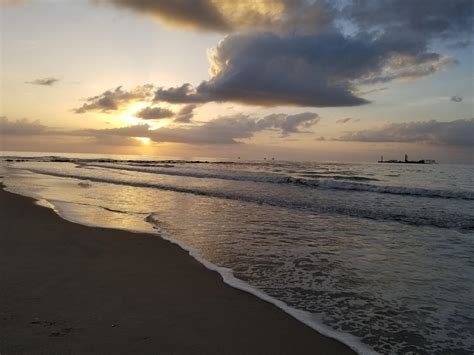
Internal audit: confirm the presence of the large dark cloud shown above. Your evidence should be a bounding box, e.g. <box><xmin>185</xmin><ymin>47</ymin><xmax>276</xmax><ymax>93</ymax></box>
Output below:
<box><xmin>83</xmin><ymin>1</ymin><xmax>471</xmax><ymax>109</ymax></box>
<box><xmin>26</xmin><ymin>77</ymin><xmax>59</xmax><ymax>86</ymax></box>
<box><xmin>74</xmin><ymin>85</ymin><xmax>154</xmax><ymax>113</ymax></box>
<box><xmin>338</xmin><ymin>118</ymin><xmax>474</xmax><ymax>146</ymax></box>
<box><xmin>155</xmin><ymin>30</ymin><xmax>450</xmax><ymax>107</ymax></box>
<box><xmin>154</xmin><ymin>32</ymin><xmax>369</xmax><ymax>107</ymax></box>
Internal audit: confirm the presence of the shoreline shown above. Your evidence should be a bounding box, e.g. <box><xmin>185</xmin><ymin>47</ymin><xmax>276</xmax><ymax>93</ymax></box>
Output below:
<box><xmin>0</xmin><ymin>186</ymin><xmax>355</xmax><ymax>354</ymax></box>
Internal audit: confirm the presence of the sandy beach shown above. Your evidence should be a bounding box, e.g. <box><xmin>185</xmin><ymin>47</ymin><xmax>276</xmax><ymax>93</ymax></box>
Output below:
<box><xmin>0</xmin><ymin>186</ymin><xmax>354</xmax><ymax>354</ymax></box>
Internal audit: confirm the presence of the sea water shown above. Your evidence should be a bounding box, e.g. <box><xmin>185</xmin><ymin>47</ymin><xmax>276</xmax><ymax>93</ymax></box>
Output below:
<box><xmin>1</xmin><ymin>153</ymin><xmax>473</xmax><ymax>354</ymax></box>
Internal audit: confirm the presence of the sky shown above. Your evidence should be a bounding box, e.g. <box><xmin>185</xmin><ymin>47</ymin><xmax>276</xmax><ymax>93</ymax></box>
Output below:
<box><xmin>0</xmin><ymin>0</ymin><xmax>473</xmax><ymax>162</ymax></box>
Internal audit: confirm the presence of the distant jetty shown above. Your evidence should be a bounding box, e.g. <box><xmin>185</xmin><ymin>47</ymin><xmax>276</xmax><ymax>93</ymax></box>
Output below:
<box><xmin>378</xmin><ymin>154</ymin><xmax>436</xmax><ymax>164</ymax></box>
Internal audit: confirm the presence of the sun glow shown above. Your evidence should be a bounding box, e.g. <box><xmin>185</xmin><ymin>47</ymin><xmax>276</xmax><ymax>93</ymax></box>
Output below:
<box><xmin>135</xmin><ymin>137</ymin><xmax>151</xmax><ymax>145</ymax></box>
<box><xmin>119</xmin><ymin>103</ymin><xmax>148</xmax><ymax>126</ymax></box>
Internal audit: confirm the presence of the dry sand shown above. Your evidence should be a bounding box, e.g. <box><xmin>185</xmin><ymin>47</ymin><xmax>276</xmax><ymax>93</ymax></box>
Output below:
<box><xmin>0</xmin><ymin>187</ymin><xmax>354</xmax><ymax>354</ymax></box>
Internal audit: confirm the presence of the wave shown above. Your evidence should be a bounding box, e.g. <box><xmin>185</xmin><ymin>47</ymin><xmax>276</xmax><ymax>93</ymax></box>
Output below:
<box><xmin>85</xmin><ymin>163</ymin><xmax>474</xmax><ymax>201</ymax></box>
<box><xmin>293</xmin><ymin>178</ymin><xmax>474</xmax><ymax>200</ymax></box>
<box><xmin>23</xmin><ymin>168</ymin><xmax>474</xmax><ymax>231</ymax></box>
<box><xmin>298</xmin><ymin>173</ymin><xmax>378</xmax><ymax>182</ymax></box>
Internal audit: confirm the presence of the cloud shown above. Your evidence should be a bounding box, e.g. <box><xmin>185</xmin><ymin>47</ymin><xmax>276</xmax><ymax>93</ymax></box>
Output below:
<box><xmin>77</xmin><ymin>123</ymin><xmax>152</xmax><ymax>138</ymax></box>
<box><xmin>3</xmin><ymin>111</ymin><xmax>319</xmax><ymax>145</ymax></box>
<box><xmin>4</xmin><ymin>115</ymin><xmax>471</xmax><ymax>149</ymax></box>
<box><xmin>336</xmin><ymin>117</ymin><xmax>353</xmax><ymax>124</ymax></box>
<box><xmin>98</xmin><ymin>0</ymin><xmax>335</xmax><ymax>33</ymax></box>
<box><xmin>26</xmin><ymin>77</ymin><xmax>59</xmax><ymax>86</ymax></box>
<box><xmin>150</xmin><ymin>116</ymin><xmax>258</xmax><ymax>144</ymax></box>
<box><xmin>451</xmin><ymin>95</ymin><xmax>463</xmax><ymax>103</ymax></box>
<box><xmin>175</xmin><ymin>104</ymin><xmax>198</xmax><ymax>123</ymax></box>
<box><xmin>78</xmin><ymin>112</ymin><xmax>320</xmax><ymax>145</ymax></box>
<box><xmin>154</xmin><ymin>32</ymin><xmax>370</xmax><ymax>107</ymax></box>
<box><xmin>0</xmin><ymin>117</ymin><xmax>47</xmax><ymax>135</ymax></box>
<box><xmin>338</xmin><ymin>118</ymin><xmax>474</xmax><ymax>146</ymax></box>
<box><xmin>260</xmin><ymin>112</ymin><xmax>320</xmax><ymax>136</ymax></box>
<box><xmin>74</xmin><ymin>85</ymin><xmax>154</xmax><ymax>113</ymax></box>
<box><xmin>154</xmin><ymin>84</ymin><xmax>202</xmax><ymax>104</ymax></box>
<box><xmin>132</xmin><ymin>104</ymin><xmax>198</xmax><ymax>122</ymax></box>
<box><xmin>0</xmin><ymin>119</ymin><xmax>149</xmax><ymax>147</ymax></box>
<box><xmin>87</xmin><ymin>135</ymin><xmax>144</xmax><ymax>146</ymax></box>
<box><xmin>134</xmin><ymin>106</ymin><xmax>174</xmax><ymax>120</ymax></box>
<box><xmin>148</xmin><ymin>112</ymin><xmax>319</xmax><ymax>144</ymax></box>
<box><xmin>155</xmin><ymin>30</ymin><xmax>451</xmax><ymax>107</ymax></box>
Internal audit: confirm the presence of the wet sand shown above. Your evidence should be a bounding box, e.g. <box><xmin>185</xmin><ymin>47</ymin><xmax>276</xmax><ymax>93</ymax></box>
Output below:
<box><xmin>0</xmin><ymin>187</ymin><xmax>354</xmax><ymax>354</ymax></box>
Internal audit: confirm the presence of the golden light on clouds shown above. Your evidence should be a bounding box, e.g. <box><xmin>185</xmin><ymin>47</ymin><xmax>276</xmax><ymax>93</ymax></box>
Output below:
<box><xmin>213</xmin><ymin>0</ymin><xmax>285</xmax><ymax>28</ymax></box>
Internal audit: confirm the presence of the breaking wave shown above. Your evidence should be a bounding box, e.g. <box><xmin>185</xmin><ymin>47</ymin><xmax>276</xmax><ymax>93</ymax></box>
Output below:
<box><xmin>84</xmin><ymin>163</ymin><xmax>474</xmax><ymax>201</ymax></box>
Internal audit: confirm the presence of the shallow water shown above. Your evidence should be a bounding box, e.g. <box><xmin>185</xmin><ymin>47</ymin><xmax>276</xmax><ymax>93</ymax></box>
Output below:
<box><xmin>2</xmin><ymin>153</ymin><xmax>473</xmax><ymax>354</ymax></box>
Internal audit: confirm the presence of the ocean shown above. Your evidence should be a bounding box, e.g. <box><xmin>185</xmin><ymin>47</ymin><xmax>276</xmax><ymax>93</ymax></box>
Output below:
<box><xmin>1</xmin><ymin>152</ymin><xmax>473</xmax><ymax>354</ymax></box>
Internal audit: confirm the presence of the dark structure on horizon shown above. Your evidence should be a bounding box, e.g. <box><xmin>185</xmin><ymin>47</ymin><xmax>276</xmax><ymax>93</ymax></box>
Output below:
<box><xmin>378</xmin><ymin>154</ymin><xmax>436</xmax><ymax>164</ymax></box>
